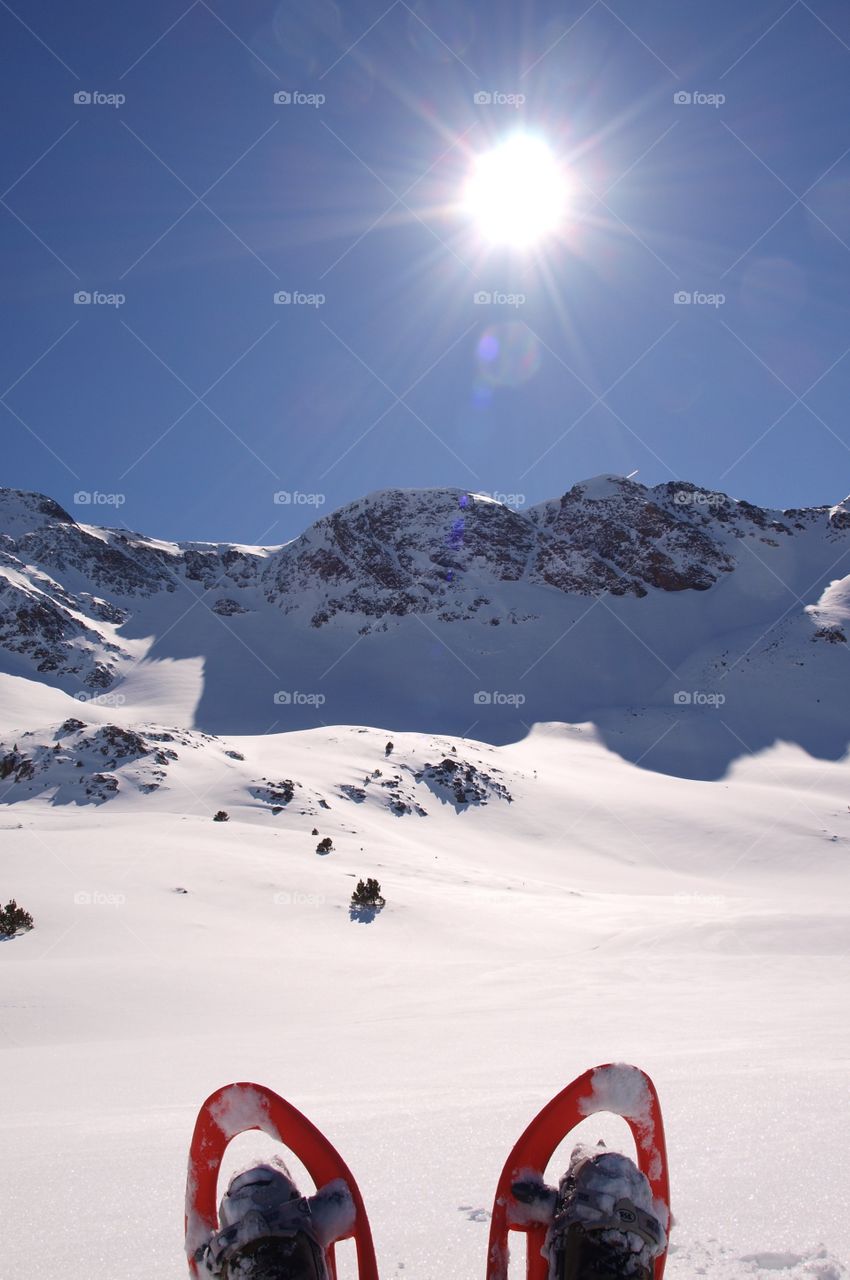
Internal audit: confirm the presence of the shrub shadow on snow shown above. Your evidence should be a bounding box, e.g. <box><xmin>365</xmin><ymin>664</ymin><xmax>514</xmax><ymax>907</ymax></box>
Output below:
<box><xmin>348</xmin><ymin>905</ymin><xmax>380</xmax><ymax>924</ymax></box>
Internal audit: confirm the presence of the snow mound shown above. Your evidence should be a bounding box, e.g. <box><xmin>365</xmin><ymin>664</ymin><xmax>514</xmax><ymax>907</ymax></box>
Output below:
<box><xmin>828</xmin><ymin>495</ymin><xmax>850</xmax><ymax>529</ymax></box>
<box><xmin>807</xmin><ymin>575</ymin><xmax>850</xmax><ymax>643</ymax></box>
<box><xmin>568</xmin><ymin>474</ymin><xmax>640</xmax><ymax>501</ymax></box>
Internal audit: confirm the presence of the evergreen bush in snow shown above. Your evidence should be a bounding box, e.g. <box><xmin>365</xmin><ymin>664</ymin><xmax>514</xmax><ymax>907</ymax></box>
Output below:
<box><xmin>350</xmin><ymin>878</ymin><xmax>385</xmax><ymax>910</ymax></box>
<box><xmin>0</xmin><ymin>899</ymin><xmax>34</xmax><ymax>937</ymax></box>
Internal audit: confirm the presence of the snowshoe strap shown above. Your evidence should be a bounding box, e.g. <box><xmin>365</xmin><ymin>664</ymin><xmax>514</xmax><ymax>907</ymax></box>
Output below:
<box><xmin>560</xmin><ymin>1193</ymin><xmax>664</xmax><ymax>1250</ymax></box>
<box><xmin>199</xmin><ymin>1180</ymin><xmax>356</xmax><ymax>1275</ymax></box>
<box><xmin>202</xmin><ymin>1199</ymin><xmax>321</xmax><ymax>1269</ymax></box>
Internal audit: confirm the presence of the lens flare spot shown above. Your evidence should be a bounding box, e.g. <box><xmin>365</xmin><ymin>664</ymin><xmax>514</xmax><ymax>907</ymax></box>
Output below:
<box><xmin>476</xmin><ymin>323</ymin><xmax>541</xmax><ymax>388</ymax></box>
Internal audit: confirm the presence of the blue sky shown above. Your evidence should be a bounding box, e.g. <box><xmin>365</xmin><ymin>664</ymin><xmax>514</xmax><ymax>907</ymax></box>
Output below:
<box><xmin>2</xmin><ymin>0</ymin><xmax>850</xmax><ymax>543</ymax></box>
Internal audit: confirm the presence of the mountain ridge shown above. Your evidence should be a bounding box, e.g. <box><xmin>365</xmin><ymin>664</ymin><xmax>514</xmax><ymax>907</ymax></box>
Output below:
<box><xmin>1</xmin><ymin>475</ymin><xmax>848</xmax><ymax>778</ymax></box>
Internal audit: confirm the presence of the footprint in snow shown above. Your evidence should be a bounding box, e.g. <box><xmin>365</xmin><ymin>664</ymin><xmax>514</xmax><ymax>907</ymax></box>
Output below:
<box><xmin>458</xmin><ymin>1205</ymin><xmax>491</xmax><ymax>1222</ymax></box>
<box><xmin>741</xmin><ymin>1253</ymin><xmax>805</xmax><ymax>1270</ymax></box>
<box><xmin>740</xmin><ymin>1252</ymin><xmax>845</xmax><ymax>1278</ymax></box>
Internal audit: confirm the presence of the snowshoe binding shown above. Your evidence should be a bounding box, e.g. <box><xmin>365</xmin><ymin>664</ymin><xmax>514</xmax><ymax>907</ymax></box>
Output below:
<box><xmin>544</xmin><ymin>1144</ymin><xmax>666</xmax><ymax>1280</ymax></box>
<box><xmin>198</xmin><ymin>1159</ymin><xmax>354</xmax><ymax>1280</ymax></box>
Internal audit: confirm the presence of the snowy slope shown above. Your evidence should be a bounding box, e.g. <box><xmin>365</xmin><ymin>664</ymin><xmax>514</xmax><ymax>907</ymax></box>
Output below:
<box><xmin>1</xmin><ymin>721</ymin><xmax>848</xmax><ymax>1280</ymax></box>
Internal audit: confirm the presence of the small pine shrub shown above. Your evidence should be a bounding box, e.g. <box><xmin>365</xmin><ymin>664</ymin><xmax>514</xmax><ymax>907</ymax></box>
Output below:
<box><xmin>311</xmin><ymin>827</ymin><xmax>319</xmax><ymax>836</ymax></box>
<box><xmin>385</xmin><ymin>741</ymin><xmax>394</xmax><ymax>756</ymax></box>
<box><xmin>0</xmin><ymin>899</ymin><xmax>34</xmax><ymax>937</ymax></box>
<box><xmin>213</xmin><ymin>810</ymin><xmax>229</xmax><ymax>822</ymax></box>
<box><xmin>350</xmin><ymin>878</ymin><xmax>385</xmax><ymax>910</ymax></box>
<box><xmin>316</xmin><ymin>837</ymin><xmax>333</xmax><ymax>854</ymax></box>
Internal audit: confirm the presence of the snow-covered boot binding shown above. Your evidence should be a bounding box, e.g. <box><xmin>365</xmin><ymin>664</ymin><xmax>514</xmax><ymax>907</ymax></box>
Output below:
<box><xmin>199</xmin><ymin>1159</ymin><xmax>355</xmax><ymax>1280</ymax></box>
<box><xmin>544</xmin><ymin>1144</ymin><xmax>666</xmax><ymax>1280</ymax></box>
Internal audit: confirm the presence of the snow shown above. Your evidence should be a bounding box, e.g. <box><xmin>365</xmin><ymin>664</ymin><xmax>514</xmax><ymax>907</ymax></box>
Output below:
<box><xmin>0</xmin><ymin>716</ymin><xmax>848</xmax><ymax>1280</ymax></box>
<box><xmin>567</xmin><ymin>474</ymin><xmax>635</xmax><ymax>500</ymax></box>
<box><xmin>577</xmin><ymin>1066</ymin><xmax>659</xmax><ymax>1173</ymax></box>
<box><xmin>210</xmin><ymin>1085</ymin><xmax>280</xmax><ymax>1142</ymax></box>
<box><xmin>808</xmin><ymin>576</ymin><xmax>850</xmax><ymax>630</ymax></box>
<box><xmin>578</xmin><ymin>1065</ymin><xmax>653</xmax><ymax>1129</ymax></box>
<box><xmin>576</xmin><ymin>1066</ymin><xmax>663</xmax><ymax>1185</ymax></box>
<box><xmin>467</xmin><ymin>492</ymin><xmax>505</xmax><ymax>506</ymax></box>
<box><xmin>311</xmin><ymin>1180</ymin><xmax>358</xmax><ymax>1249</ymax></box>
<box><xmin>828</xmin><ymin>495</ymin><xmax>850</xmax><ymax>525</ymax></box>
<box><xmin>0</xmin><ymin>670</ymin><xmax>77</xmax><ymax>731</ymax></box>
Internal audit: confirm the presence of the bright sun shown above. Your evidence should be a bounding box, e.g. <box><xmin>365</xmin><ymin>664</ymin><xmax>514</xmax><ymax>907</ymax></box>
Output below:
<box><xmin>462</xmin><ymin>133</ymin><xmax>569</xmax><ymax>249</ymax></box>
